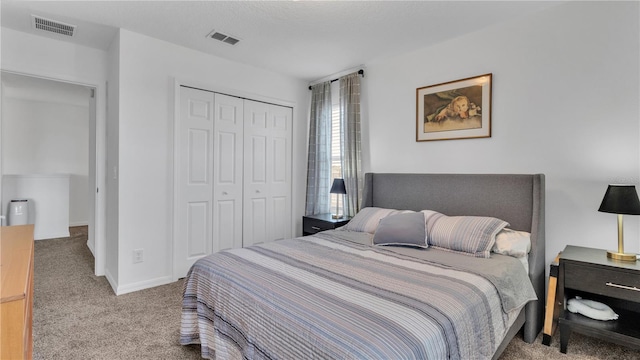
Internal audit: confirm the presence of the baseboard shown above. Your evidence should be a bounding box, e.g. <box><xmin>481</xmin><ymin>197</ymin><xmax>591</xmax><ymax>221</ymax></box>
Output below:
<box><xmin>86</xmin><ymin>239</ymin><xmax>95</xmax><ymax>256</ymax></box>
<box><xmin>69</xmin><ymin>221</ymin><xmax>89</xmax><ymax>227</ymax></box>
<box><xmin>34</xmin><ymin>230</ymin><xmax>70</xmax><ymax>240</ymax></box>
<box><xmin>115</xmin><ymin>275</ymin><xmax>173</xmax><ymax>296</ymax></box>
<box><xmin>104</xmin><ymin>268</ymin><xmax>118</xmax><ymax>295</ymax></box>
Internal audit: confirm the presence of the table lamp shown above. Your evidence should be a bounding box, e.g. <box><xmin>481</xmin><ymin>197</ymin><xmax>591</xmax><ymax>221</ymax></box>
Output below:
<box><xmin>330</xmin><ymin>178</ymin><xmax>347</xmax><ymax>219</ymax></box>
<box><xmin>598</xmin><ymin>184</ymin><xmax>640</xmax><ymax>262</ymax></box>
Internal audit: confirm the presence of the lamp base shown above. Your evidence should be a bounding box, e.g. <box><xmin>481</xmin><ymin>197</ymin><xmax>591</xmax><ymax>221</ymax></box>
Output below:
<box><xmin>607</xmin><ymin>250</ymin><xmax>637</xmax><ymax>262</ymax></box>
<box><xmin>332</xmin><ymin>214</ymin><xmax>344</xmax><ymax>219</ymax></box>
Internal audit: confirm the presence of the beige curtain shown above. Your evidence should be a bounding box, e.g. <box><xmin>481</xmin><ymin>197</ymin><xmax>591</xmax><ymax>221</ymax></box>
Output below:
<box><xmin>305</xmin><ymin>81</ymin><xmax>332</xmax><ymax>215</ymax></box>
<box><xmin>339</xmin><ymin>73</ymin><xmax>363</xmax><ymax>217</ymax></box>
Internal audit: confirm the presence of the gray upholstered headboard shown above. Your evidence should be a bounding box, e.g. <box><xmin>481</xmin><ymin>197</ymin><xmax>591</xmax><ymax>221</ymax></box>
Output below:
<box><xmin>361</xmin><ymin>173</ymin><xmax>545</xmax><ymax>343</ymax></box>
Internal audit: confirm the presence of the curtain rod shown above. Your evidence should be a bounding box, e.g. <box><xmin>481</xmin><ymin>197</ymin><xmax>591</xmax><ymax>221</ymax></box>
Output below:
<box><xmin>308</xmin><ymin>69</ymin><xmax>364</xmax><ymax>90</ymax></box>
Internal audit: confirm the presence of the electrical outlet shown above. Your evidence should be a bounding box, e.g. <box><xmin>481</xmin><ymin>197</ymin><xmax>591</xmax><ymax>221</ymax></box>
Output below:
<box><xmin>133</xmin><ymin>249</ymin><xmax>144</xmax><ymax>263</ymax></box>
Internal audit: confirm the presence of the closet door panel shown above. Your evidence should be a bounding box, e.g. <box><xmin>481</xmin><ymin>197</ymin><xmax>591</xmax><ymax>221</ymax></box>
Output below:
<box><xmin>176</xmin><ymin>87</ymin><xmax>214</xmax><ymax>278</ymax></box>
<box><xmin>249</xmin><ymin>136</ymin><xmax>268</xmax><ymax>183</ymax></box>
<box><xmin>272</xmin><ymin>196</ymin><xmax>287</xmax><ymax>241</ymax></box>
<box><xmin>187</xmin><ymin>202</ymin><xmax>209</xmax><ymax>256</ymax></box>
<box><xmin>243</xmin><ymin>100</ymin><xmax>292</xmax><ymax>245</ymax></box>
<box><xmin>272</xmin><ymin>137</ymin><xmax>287</xmax><ymax>183</ymax></box>
<box><xmin>248</xmin><ymin>105</ymin><xmax>268</xmax><ymax>129</ymax></box>
<box><xmin>217</xmin><ymin>132</ymin><xmax>236</xmax><ymax>183</ymax></box>
<box><xmin>216</xmin><ymin>200</ymin><xmax>238</xmax><ymax>250</ymax></box>
<box><xmin>269</xmin><ymin>104</ymin><xmax>292</xmax><ymax>240</ymax></box>
<box><xmin>247</xmin><ymin>197</ymin><xmax>268</xmax><ymax>246</ymax></box>
<box><xmin>188</xmin><ymin>129</ymin><xmax>209</xmax><ymax>183</ymax></box>
<box><xmin>213</xmin><ymin>94</ymin><xmax>244</xmax><ymax>251</ymax></box>
<box><xmin>243</xmin><ymin>101</ymin><xmax>270</xmax><ymax>246</ymax></box>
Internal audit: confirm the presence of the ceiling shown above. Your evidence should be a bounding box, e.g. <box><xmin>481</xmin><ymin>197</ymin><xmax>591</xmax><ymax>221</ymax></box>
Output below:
<box><xmin>1</xmin><ymin>1</ymin><xmax>562</xmax><ymax>82</ymax></box>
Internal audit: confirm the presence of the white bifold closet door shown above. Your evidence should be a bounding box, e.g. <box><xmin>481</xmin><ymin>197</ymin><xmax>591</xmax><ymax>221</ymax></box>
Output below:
<box><xmin>175</xmin><ymin>86</ymin><xmax>292</xmax><ymax>279</ymax></box>
<box><xmin>176</xmin><ymin>87</ymin><xmax>215</xmax><ymax>278</ymax></box>
<box><xmin>242</xmin><ymin>100</ymin><xmax>292</xmax><ymax>247</ymax></box>
<box><xmin>212</xmin><ymin>93</ymin><xmax>244</xmax><ymax>253</ymax></box>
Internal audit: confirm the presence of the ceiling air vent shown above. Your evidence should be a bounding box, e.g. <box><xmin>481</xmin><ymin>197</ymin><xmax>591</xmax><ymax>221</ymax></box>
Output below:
<box><xmin>207</xmin><ymin>30</ymin><xmax>240</xmax><ymax>45</ymax></box>
<box><xmin>31</xmin><ymin>15</ymin><xmax>76</xmax><ymax>37</ymax></box>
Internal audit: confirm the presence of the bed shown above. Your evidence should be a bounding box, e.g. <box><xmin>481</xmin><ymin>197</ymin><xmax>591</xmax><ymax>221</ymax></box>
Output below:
<box><xmin>181</xmin><ymin>173</ymin><xmax>545</xmax><ymax>359</ymax></box>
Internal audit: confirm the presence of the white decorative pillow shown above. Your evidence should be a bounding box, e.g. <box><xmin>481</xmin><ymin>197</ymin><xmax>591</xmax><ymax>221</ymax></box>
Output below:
<box><xmin>427</xmin><ymin>211</ymin><xmax>509</xmax><ymax>258</ymax></box>
<box><xmin>373</xmin><ymin>212</ymin><xmax>427</xmax><ymax>248</ymax></box>
<box><xmin>567</xmin><ymin>296</ymin><xmax>619</xmax><ymax>321</ymax></box>
<box><xmin>492</xmin><ymin>228</ymin><xmax>531</xmax><ymax>258</ymax></box>
<box><xmin>492</xmin><ymin>228</ymin><xmax>531</xmax><ymax>271</ymax></box>
<box><xmin>343</xmin><ymin>207</ymin><xmax>403</xmax><ymax>233</ymax></box>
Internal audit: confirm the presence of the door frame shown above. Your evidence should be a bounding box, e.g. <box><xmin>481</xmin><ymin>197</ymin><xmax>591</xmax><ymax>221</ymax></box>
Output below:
<box><xmin>172</xmin><ymin>77</ymin><xmax>296</xmax><ymax>281</ymax></box>
<box><xmin>0</xmin><ymin>70</ymin><xmax>106</xmax><ymax>276</ymax></box>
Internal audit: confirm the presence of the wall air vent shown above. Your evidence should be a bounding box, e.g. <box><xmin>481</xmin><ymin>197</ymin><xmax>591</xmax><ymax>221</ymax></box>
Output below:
<box><xmin>31</xmin><ymin>15</ymin><xmax>76</xmax><ymax>37</ymax></box>
<box><xmin>207</xmin><ymin>30</ymin><xmax>240</xmax><ymax>46</ymax></box>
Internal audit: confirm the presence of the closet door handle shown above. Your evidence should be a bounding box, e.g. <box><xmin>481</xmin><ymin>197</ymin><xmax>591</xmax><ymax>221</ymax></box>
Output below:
<box><xmin>222</xmin><ymin>191</ymin><xmax>228</xmax><ymax>195</ymax></box>
<box><xmin>256</xmin><ymin>190</ymin><xmax>261</xmax><ymax>194</ymax></box>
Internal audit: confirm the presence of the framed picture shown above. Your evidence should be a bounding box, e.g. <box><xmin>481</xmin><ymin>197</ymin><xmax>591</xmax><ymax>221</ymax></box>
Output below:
<box><xmin>416</xmin><ymin>73</ymin><xmax>492</xmax><ymax>141</ymax></box>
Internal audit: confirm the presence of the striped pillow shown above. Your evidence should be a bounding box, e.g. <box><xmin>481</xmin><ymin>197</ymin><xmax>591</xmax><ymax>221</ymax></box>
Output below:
<box><xmin>344</xmin><ymin>207</ymin><xmax>404</xmax><ymax>233</ymax></box>
<box><xmin>427</xmin><ymin>211</ymin><xmax>509</xmax><ymax>258</ymax></box>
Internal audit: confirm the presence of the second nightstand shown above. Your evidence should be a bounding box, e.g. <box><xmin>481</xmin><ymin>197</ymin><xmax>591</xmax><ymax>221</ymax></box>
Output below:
<box><xmin>303</xmin><ymin>213</ymin><xmax>351</xmax><ymax>235</ymax></box>
<box><xmin>557</xmin><ymin>245</ymin><xmax>640</xmax><ymax>354</ymax></box>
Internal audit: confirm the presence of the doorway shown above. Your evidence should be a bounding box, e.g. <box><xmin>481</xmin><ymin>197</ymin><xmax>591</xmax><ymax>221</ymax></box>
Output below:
<box><xmin>0</xmin><ymin>71</ymin><xmax>102</xmax><ymax>274</ymax></box>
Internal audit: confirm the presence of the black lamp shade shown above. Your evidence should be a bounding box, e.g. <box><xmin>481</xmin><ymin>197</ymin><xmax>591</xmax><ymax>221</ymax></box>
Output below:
<box><xmin>598</xmin><ymin>185</ymin><xmax>640</xmax><ymax>215</ymax></box>
<box><xmin>330</xmin><ymin>178</ymin><xmax>347</xmax><ymax>195</ymax></box>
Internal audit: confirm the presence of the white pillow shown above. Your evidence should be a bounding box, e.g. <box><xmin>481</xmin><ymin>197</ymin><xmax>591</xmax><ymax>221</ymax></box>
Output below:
<box><xmin>567</xmin><ymin>296</ymin><xmax>619</xmax><ymax>321</ymax></box>
<box><xmin>492</xmin><ymin>228</ymin><xmax>531</xmax><ymax>258</ymax></box>
<box><xmin>492</xmin><ymin>228</ymin><xmax>531</xmax><ymax>271</ymax></box>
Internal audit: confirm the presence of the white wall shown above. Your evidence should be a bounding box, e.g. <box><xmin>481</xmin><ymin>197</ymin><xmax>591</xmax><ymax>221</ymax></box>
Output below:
<box><xmin>363</xmin><ymin>2</ymin><xmax>640</xmax><ymax>267</ymax></box>
<box><xmin>105</xmin><ymin>31</ymin><xmax>121</xmax><ymax>287</ymax></box>
<box><xmin>2</xmin><ymin>97</ymin><xmax>89</xmax><ymax>226</ymax></box>
<box><xmin>1</xmin><ymin>25</ymin><xmax>309</xmax><ymax>294</ymax></box>
<box><xmin>112</xmin><ymin>29</ymin><xmax>309</xmax><ymax>294</ymax></box>
<box><xmin>1</xmin><ymin>27</ymin><xmax>108</xmax><ymax>275</ymax></box>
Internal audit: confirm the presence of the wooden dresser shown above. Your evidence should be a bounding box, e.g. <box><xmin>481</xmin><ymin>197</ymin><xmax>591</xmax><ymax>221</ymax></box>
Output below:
<box><xmin>1</xmin><ymin>225</ymin><xmax>34</xmax><ymax>360</ymax></box>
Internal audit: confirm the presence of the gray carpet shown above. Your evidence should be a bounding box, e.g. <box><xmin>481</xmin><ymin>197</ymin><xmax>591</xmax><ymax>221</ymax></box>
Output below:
<box><xmin>33</xmin><ymin>227</ymin><xmax>640</xmax><ymax>359</ymax></box>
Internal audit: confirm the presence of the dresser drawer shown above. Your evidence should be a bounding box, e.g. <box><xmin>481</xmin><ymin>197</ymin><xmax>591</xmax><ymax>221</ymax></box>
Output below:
<box><xmin>564</xmin><ymin>262</ymin><xmax>640</xmax><ymax>302</ymax></box>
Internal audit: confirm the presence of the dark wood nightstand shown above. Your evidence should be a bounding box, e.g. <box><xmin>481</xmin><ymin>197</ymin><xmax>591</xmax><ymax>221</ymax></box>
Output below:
<box><xmin>557</xmin><ymin>245</ymin><xmax>640</xmax><ymax>354</ymax></box>
<box><xmin>303</xmin><ymin>213</ymin><xmax>351</xmax><ymax>236</ymax></box>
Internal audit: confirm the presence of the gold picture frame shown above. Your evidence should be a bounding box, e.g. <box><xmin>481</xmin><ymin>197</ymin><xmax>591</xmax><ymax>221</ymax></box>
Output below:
<box><xmin>416</xmin><ymin>73</ymin><xmax>492</xmax><ymax>141</ymax></box>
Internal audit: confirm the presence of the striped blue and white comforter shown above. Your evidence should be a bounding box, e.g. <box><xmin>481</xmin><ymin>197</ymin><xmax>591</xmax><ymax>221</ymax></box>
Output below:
<box><xmin>180</xmin><ymin>230</ymin><xmax>536</xmax><ymax>359</ymax></box>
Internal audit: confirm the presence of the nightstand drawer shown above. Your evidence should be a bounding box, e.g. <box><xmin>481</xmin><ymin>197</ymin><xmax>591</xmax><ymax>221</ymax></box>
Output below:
<box><xmin>302</xmin><ymin>214</ymin><xmax>351</xmax><ymax>235</ymax></box>
<box><xmin>564</xmin><ymin>262</ymin><xmax>640</xmax><ymax>302</ymax></box>
<box><xmin>303</xmin><ymin>217</ymin><xmax>335</xmax><ymax>234</ymax></box>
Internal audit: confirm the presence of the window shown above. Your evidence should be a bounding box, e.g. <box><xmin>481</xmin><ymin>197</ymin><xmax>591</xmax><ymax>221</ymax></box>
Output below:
<box><xmin>330</xmin><ymin>82</ymin><xmax>342</xmax><ymax>210</ymax></box>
